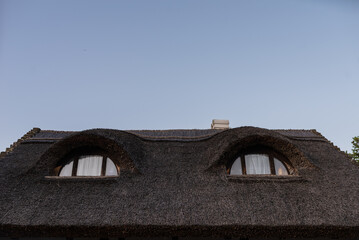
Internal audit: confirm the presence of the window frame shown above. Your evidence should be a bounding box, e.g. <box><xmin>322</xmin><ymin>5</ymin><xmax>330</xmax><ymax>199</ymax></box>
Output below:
<box><xmin>54</xmin><ymin>147</ymin><xmax>120</xmax><ymax>177</ymax></box>
<box><xmin>226</xmin><ymin>146</ymin><xmax>292</xmax><ymax>176</ymax></box>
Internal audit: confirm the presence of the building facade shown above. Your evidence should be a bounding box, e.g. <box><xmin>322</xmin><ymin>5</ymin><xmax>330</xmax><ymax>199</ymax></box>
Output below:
<box><xmin>0</xmin><ymin>127</ymin><xmax>359</xmax><ymax>239</ymax></box>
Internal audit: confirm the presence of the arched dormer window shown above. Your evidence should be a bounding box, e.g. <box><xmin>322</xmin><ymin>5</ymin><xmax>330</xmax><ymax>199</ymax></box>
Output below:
<box><xmin>227</xmin><ymin>147</ymin><xmax>292</xmax><ymax>176</ymax></box>
<box><xmin>58</xmin><ymin>155</ymin><xmax>119</xmax><ymax>177</ymax></box>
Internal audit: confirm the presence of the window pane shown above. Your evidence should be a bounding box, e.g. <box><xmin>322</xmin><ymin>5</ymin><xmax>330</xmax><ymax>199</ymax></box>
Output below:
<box><xmin>59</xmin><ymin>161</ymin><xmax>73</xmax><ymax>176</ymax></box>
<box><xmin>77</xmin><ymin>155</ymin><xmax>102</xmax><ymax>176</ymax></box>
<box><xmin>274</xmin><ymin>158</ymin><xmax>288</xmax><ymax>175</ymax></box>
<box><xmin>245</xmin><ymin>154</ymin><xmax>270</xmax><ymax>174</ymax></box>
<box><xmin>105</xmin><ymin>158</ymin><xmax>118</xmax><ymax>176</ymax></box>
<box><xmin>230</xmin><ymin>156</ymin><xmax>242</xmax><ymax>175</ymax></box>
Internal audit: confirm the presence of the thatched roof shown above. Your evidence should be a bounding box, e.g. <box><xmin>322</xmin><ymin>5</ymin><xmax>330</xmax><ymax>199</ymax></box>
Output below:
<box><xmin>0</xmin><ymin>127</ymin><xmax>358</xmax><ymax>238</ymax></box>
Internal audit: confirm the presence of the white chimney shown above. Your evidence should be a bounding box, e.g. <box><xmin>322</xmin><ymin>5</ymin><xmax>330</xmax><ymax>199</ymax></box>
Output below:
<box><xmin>211</xmin><ymin>119</ymin><xmax>230</xmax><ymax>129</ymax></box>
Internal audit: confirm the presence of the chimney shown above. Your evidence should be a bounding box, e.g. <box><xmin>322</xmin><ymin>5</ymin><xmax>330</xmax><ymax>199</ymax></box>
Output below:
<box><xmin>211</xmin><ymin>119</ymin><xmax>229</xmax><ymax>129</ymax></box>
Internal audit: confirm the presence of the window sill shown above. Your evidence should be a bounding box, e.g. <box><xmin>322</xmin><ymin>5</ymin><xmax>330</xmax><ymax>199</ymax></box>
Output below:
<box><xmin>43</xmin><ymin>175</ymin><xmax>120</xmax><ymax>182</ymax></box>
<box><xmin>227</xmin><ymin>175</ymin><xmax>307</xmax><ymax>182</ymax></box>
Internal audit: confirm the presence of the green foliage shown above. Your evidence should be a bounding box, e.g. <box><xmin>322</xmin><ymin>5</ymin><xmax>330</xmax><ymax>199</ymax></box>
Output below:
<box><xmin>349</xmin><ymin>136</ymin><xmax>359</xmax><ymax>162</ymax></box>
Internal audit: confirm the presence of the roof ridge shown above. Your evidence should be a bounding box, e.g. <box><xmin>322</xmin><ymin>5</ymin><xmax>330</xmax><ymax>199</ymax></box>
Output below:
<box><xmin>40</xmin><ymin>130</ymin><xmax>78</xmax><ymax>133</ymax></box>
<box><xmin>127</xmin><ymin>128</ymin><xmax>214</xmax><ymax>131</ymax></box>
<box><xmin>125</xmin><ymin>133</ymin><xmax>221</xmax><ymax>140</ymax></box>
<box><xmin>32</xmin><ymin>128</ymin><xmax>319</xmax><ymax>133</ymax></box>
<box><xmin>310</xmin><ymin>129</ymin><xmax>352</xmax><ymax>160</ymax></box>
<box><xmin>273</xmin><ymin>129</ymin><xmax>317</xmax><ymax>131</ymax></box>
<box><xmin>124</xmin><ymin>129</ymin><xmax>225</xmax><ymax>141</ymax></box>
<box><xmin>0</xmin><ymin>127</ymin><xmax>41</xmax><ymax>158</ymax></box>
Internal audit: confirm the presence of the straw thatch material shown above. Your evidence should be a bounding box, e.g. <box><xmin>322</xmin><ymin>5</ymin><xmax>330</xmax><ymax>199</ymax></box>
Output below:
<box><xmin>0</xmin><ymin>127</ymin><xmax>358</xmax><ymax>239</ymax></box>
<box><xmin>0</xmin><ymin>128</ymin><xmax>40</xmax><ymax>158</ymax></box>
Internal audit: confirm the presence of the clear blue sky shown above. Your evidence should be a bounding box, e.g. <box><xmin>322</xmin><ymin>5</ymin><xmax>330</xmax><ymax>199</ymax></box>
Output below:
<box><xmin>1</xmin><ymin>0</ymin><xmax>358</xmax><ymax>153</ymax></box>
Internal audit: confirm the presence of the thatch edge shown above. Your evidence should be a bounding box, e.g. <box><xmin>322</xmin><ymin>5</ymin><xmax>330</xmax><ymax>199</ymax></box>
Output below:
<box><xmin>310</xmin><ymin>129</ymin><xmax>354</xmax><ymax>162</ymax></box>
<box><xmin>0</xmin><ymin>127</ymin><xmax>41</xmax><ymax>158</ymax></box>
<box><xmin>1</xmin><ymin>224</ymin><xmax>358</xmax><ymax>238</ymax></box>
<box><xmin>21</xmin><ymin>128</ymin><xmax>330</xmax><ymax>143</ymax></box>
